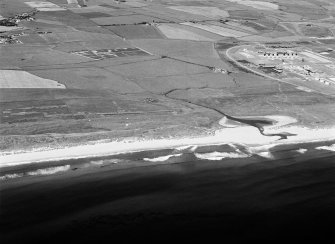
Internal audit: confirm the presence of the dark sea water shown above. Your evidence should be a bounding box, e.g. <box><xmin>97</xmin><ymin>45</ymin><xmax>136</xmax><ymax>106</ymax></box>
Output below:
<box><xmin>1</xmin><ymin>141</ymin><xmax>335</xmax><ymax>242</ymax></box>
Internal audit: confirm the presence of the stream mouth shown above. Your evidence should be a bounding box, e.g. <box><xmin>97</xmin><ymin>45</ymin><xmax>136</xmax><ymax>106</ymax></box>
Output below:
<box><xmin>225</xmin><ymin>115</ymin><xmax>296</xmax><ymax>140</ymax></box>
<box><xmin>164</xmin><ymin>94</ymin><xmax>296</xmax><ymax>140</ymax></box>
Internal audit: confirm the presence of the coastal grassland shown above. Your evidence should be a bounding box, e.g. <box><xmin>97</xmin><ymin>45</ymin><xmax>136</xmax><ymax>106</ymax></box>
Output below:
<box><xmin>166</xmin><ymin>69</ymin><xmax>335</xmax><ymax>126</ymax></box>
<box><xmin>0</xmin><ymin>87</ymin><xmax>220</xmax><ymax>150</ymax></box>
<box><xmin>104</xmin><ymin>58</ymin><xmax>209</xmax><ymax>78</ymax></box>
<box><xmin>134</xmin><ymin>73</ymin><xmax>235</xmax><ymax>94</ymax></box>
<box><xmin>30</xmin><ymin>67</ymin><xmax>145</xmax><ymax>92</ymax></box>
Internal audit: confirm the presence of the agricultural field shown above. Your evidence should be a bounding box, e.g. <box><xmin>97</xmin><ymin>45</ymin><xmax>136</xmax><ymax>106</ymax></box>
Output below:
<box><xmin>156</xmin><ymin>23</ymin><xmax>223</xmax><ymax>41</ymax></box>
<box><xmin>181</xmin><ymin>22</ymin><xmax>250</xmax><ymax>37</ymax></box>
<box><xmin>0</xmin><ymin>70</ymin><xmax>66</xmax><ymax>89</ymax></box>
<box><xmin>168</xmin><ymin>6</ymin><xmax>229</xmax><ymax>19</ymax></box>
<box><xmin>0</xmin><ymin>0</ymin><xmax>335</xmax><ymax>152</ymax></box>
<box><xmin>107</xmin><ymin>25</ymin><xmax>165</xmax><ymax>39</ymax></box>
<box><xmin>225</xmin><ymin>0</ymin><xmax>279</xmax><ymax>11</ymax></box>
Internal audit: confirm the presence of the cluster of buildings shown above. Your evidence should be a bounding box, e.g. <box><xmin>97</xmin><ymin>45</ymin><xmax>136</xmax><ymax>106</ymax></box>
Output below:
<box><xmin>260</xmin><ymin>50</ymin><xmax>300</xmax><ymax>60</ymax></box>
<box><xmin>284</xmin><ymin>64</ymin><xmax>333</xmax><ymax>85</ymax></box>
<box><xmin>0</xmin><ymin>34</ymin><xmax>23</xmax><ymax>44</ymax></box>
<box><xmin>237</xmin><ymin>46</ymin><xmax>335</xmax><ymax>86</ymax></box>
<box><xmin>0</xmin><ymin>11</ymin><xmax>35</xmax><ymax>26</ymax></box>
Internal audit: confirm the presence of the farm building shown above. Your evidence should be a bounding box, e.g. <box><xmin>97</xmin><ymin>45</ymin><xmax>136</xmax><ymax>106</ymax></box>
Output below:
<box><xmin>260</xmin><ymin>50</ymin><xmax>300</xmax><ymax>60</ymax></box>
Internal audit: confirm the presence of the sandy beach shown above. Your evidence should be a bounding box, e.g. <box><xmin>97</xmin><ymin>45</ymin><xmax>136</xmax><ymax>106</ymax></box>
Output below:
<box><xmin>1</xmin><ymin>115</ymin><xmax>335</xmax><ymax>167</ymax></box>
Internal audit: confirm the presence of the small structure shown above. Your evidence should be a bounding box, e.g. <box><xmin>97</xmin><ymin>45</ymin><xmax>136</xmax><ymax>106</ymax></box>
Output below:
<box><xmin>261</xmin><ymin>50</ymin><xmax>300</xmax><ymax>60</ymax></box>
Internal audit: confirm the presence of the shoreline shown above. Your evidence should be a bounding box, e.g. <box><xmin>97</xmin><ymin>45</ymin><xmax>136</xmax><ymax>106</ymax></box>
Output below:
<box><xmin>1</xmin><ymin>122</ymin><xmax>335</xmax><ymax>168</ymax></box>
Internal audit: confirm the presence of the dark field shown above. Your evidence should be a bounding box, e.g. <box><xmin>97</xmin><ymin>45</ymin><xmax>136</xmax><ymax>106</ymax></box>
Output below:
<box><xmin>107</xmin><ymin>25</ymin><xmax>165</xmax><ymax>39</ymax></box>
<box><xmin>71</xmin><ymin>48</ymin><xmax>152</xmax><ymax>60</ymax></box>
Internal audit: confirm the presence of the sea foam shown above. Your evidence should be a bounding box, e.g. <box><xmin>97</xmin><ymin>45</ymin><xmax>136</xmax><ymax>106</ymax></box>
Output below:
<box><xmin>316</xmin><ymin>144</ymin><xmax>335</xmax><ymax>152</ymax></box>
<box><xmin>195</xmin><ymin>151</ymin><xmax>249</xmax><ymax>161</ymax></box>
<box><xmin>27</xmin><ymin>165</ymin><xmax>70</xmax><ymax>176</ymax></box>
<box><xmin>143</xmin><ymin>154</ymin><xmax>182</xmax><ymax>162</ymax></box>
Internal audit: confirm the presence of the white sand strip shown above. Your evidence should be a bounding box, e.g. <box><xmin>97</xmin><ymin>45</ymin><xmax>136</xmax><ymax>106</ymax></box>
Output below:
<box><xmin>1</xmin><ymin>124</ymin><xmax>335</xmax><ymax>167</ymax></box>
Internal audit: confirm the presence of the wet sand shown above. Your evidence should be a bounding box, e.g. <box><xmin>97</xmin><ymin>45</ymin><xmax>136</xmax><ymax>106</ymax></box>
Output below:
<box><xmin>1</xmin><ymin>142</ymin><xmax>335</xmax><ymax>242</ymax></box>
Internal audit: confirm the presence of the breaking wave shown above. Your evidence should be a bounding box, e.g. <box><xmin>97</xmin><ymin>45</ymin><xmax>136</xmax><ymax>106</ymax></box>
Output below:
<box><xmin>316</xmin><ymin>144</ymin><xmax>335</xmax><ymax>152</ymax></box>
<box><xmin>195</xmin><ymin>151</ymin><xmax>249</xmax><ymax>161</ymax></box>
<box><xmin>27</xmin><ymin>165</ymin><xmax>70</xmax><ymax>176</ymax></box>
<box><xmin>296</xmin><ymin>148</ymin><xmax>308</xmax><ymax>154</ymax></box>
<box><xmin>143</xmin><ymin>154</ymin><xmax>182</xmax><ymax>162</ymax></box>
<box><xmin>256</xmin><ymin>151</ymin><xmax>274</xmax><ymax>159</ymax></box>
<box><xmin>0</xmin><ymin>173</ymin><xmax>23</xmax><ymax>181</ymax></box>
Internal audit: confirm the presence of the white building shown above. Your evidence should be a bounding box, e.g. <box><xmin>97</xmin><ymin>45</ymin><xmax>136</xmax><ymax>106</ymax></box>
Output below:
<box><xmin>261</xmin><ymin>50</ymin><xmax>300</xmax><ymax>60</ymax></box>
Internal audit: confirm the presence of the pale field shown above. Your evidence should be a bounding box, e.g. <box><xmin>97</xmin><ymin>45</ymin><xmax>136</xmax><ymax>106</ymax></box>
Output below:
<box><xmin>123</xmin><ymin>1</ymin><xmax>148</xmax><ymax>8</ymax></box>
<box><xmin>68</xmin><ymin>5</ymin><xmax>112</xmax><ymax>13</ymax></box>
<box><xmin>157</xmin><ymin>24</ymin><xmax>220</xmax><ymax>41</ymax></box>
<box><xmin>25</xmin><ymin>1</ymin><xmax>66</xmax><ymax>11</ymax></box>
<box><xmin>238</xmin><ymin>35</ymin><xmax>302</xmax><ymax>42</ymax></box>
<box><xmin>168</xmin><ymin>6</ymin><xmax>229</xmax><ymax>19</ymax></box>
<box><xmin>226</xmin><ymin>0</ymin><xmax>279</xmax><ymax>10</ymax></box>
<box><xmin>0</xmin><ymin>70</ymin><xmax>65</xmax><ymax>89</ymax></box>
<box><xmin>182</xmin><ymin>22</ymin><xmax>249</xmax><ymax>37</ymax></box>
